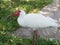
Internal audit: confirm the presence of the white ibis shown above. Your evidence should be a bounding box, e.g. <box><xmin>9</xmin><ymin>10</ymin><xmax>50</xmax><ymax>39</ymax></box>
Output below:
<box><xmin>11</xmin><ymin>10</ymin><xmax>59</xmax><ymax>45</ymax></box>
<box><xmin>15</xmin><ymin>10</ymin><xmax>58</xmax><ymax>28</ymax></box>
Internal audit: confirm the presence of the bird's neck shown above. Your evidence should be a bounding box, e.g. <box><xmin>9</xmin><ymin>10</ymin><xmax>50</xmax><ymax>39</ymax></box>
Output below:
<box><xmin>19</xmin><ymin>13</ymin><xmax>26</xmax><ymax>19</ymax></box>
<box><xmin>19</xmin><ymin>11</ymin><xmax>26</xmax><ymax>18</ymax></box>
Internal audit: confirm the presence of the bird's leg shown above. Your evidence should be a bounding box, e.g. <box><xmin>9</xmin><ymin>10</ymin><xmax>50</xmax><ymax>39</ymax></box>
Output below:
<box><xmin>57</xmin><ymin>26</ymin><xmax>60</xmax><ymax>29</ymax></box>
<box><xmin>33</xmin><ymin>30</ymin><xmax>38</xmax><ymax>45</ymax></box>
<box><xmin>57</xmin><ymin>25</ymin><xmax>60</xmax><ymax>31</ymax></box>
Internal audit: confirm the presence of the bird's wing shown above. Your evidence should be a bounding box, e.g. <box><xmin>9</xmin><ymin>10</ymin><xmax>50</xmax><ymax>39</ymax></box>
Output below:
<box><xmin>22</xmin><ymin>14</ymin><xmax>58</xmax><ymax>27</ymax></box>
<box><xmin>46</xmin><ymin>16</ymin><xmax>58</xmax><ymax>22</ymax></box>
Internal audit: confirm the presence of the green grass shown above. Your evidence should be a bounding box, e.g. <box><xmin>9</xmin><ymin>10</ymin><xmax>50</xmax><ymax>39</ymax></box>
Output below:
<box><xmin>0</xmin><ymin>31</ymin><xmax>60</xmax><ymax>45</ymax></box>
<box><xmin>1</xmin><ymin>0</ymin><xmax>60</xmax><ymax>45</ymax></box>
<box><xmin>0</xmin><ymin>0</ymin><xmax>52</xmax><ymax>32</ymax></box>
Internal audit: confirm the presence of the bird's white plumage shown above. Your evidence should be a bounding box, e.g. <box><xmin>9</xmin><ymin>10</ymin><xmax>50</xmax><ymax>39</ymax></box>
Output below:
<box><xmin>17</xmin><ymin>10</ymin><xmax>59</xmax><ymax>29</ymax></box>
<box><xmin>46</xmin><ymin>16</ymin><xmax>58</xmax><ymax>22</ymax></box>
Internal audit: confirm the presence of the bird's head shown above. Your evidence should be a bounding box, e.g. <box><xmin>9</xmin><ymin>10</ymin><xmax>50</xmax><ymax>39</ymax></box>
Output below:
<box><xmin>11</xmin><ymin>10</ymin><xmax>26</xmax><ymax>16</ymax></box>
<box><xmin>11</xmin><ymin>10</ymin><xmax>21</xmax><ymax>16</ymax></box>
<box><xmin>4</xmin><ymin>10</ymin><xmax>26</xmax><ymax>21</ymax></box>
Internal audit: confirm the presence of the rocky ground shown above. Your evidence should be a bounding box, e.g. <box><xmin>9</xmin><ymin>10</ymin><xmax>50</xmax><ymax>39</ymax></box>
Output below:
<box><xmin>13</xmin><ymin>0</ymin><xmax>60</xmax><ymax>40</ymax></box>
